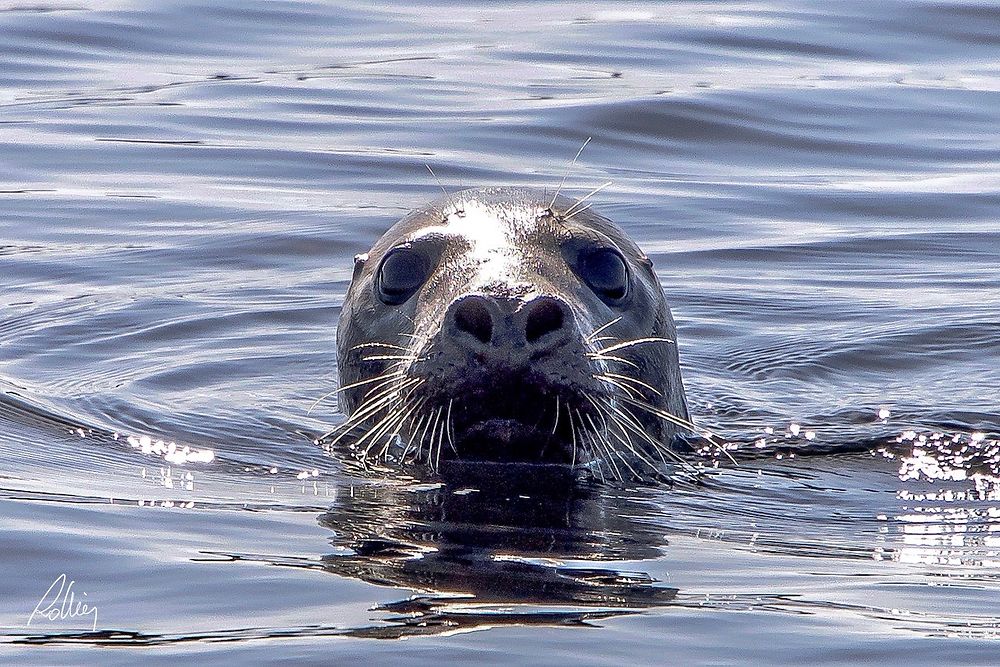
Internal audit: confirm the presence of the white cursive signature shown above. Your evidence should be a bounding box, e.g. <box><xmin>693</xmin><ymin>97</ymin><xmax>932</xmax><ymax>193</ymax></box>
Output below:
<box><xmin>27</xmin><ymin>573</ymin><xmax>98</xmax><ymax>632</ymax></box>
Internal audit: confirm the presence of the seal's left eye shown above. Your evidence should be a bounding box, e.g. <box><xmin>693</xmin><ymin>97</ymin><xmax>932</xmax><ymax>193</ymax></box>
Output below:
<box><xmin>581</xmin><ymin>248</ymin><xmax>629</xmax><ymax>304</ymax></box>
<box><xmin>377</xmin><ymin>248</ymin><xmax>427</xmax><ymax>305</ymax></box>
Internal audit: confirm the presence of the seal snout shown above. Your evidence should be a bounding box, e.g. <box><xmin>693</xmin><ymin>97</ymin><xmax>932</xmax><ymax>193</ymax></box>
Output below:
<box><xmin>446</xmin><ymin>294</ymin><xmax>575</xmax><ymax>358</ymax></box>
<box><xmin>424</xmin><ymin>292</ymin><xmax>590</xmax><ymax>464</ymax></box>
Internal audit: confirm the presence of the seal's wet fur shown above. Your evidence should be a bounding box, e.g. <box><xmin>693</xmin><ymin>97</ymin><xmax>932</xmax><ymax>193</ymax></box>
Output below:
<box><xmin>334</xmin><ymin>187</ymin><xmax>689</xmax><ymax>479</ymax></box>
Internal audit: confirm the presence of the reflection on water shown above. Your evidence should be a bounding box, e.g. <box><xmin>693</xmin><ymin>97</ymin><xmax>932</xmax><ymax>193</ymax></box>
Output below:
<box><xmin>892</xmin><ymin>491</ymin><xmax>1000</xmax><ymax>568</ymax></box>
<box><xmin>313</xmin><ymin>467</ymin><xmax>675</xmax><ymax>638</ymax></box>
<box><xmin>879</xmin><ymin>430</ymin><xmax>1000</xmax><ymax>568</ymax></box>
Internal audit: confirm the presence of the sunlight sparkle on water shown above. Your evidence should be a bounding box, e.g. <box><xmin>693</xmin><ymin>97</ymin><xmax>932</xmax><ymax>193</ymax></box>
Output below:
<box><xmin>126</xmin><ymin>434</ymin><xmax>215</xmax><ymax>465</ymax></box>
<box><xmin>875</xmin><ymin>430</ymin><xmax>1000</xmax><ymax>567</ymax></box>
<box><xmin>885</xmin><ymin>429</ymin><xmax>1000</xmax><ymax>489</ymax></box>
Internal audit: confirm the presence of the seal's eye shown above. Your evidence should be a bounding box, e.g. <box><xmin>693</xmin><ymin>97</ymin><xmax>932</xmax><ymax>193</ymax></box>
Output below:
<box><xmin>581</xmin><ymin>248</ymin><xmax>629</xmax><ymax>304</ymax></box>
<box><xmin>377</xmin><ymin>247</ymin><xmax>427</xmax><ymax>305</ymax></box>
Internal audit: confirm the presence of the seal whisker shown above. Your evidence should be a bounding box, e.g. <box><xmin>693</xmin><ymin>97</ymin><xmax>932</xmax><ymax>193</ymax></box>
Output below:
<box><xmin>426</xmin><ymin>408</ymin><xmax>440</xmax><ymax>467</ymax></box>
<box><xmin>578</xmin><ymin>426</ymin><xmax>606</xmax><ymax>477</ymax></box>
<box><xmin>562</xmin><ymin>180</ymin><xmax>613</xmax><ymax>218</ymax></box>
<box><xmin>350</xmin><ymin>341</ymin><xmax>411</xmax><ymax>353</ymax></box>
<box><xmin>445</xmin><ymin>398</ymin><xmax>457</xmax><ymax>455</ymax></box>
<box><xmin>608</xmin><ymin>399</ymin><xmax>682</xmax><ymax>464</ymax></box>
<box><xmin>598</xmin><ymin>396</ymin><xmax>699</xmax><ymax>472</ymax></box>
<box><xmin>588</xmin><ymin>395</ymin><xmax>673</xmax><ymax>475</ymax></box>
<box><xmin>322</xmin><ymin>377</ymin><xmax>422</xmax><ymax>445</ymax></box>
<box><xmin>418</xmin><ymin>406</ymin><xmax>436</xmax><ymax>466</ymax></box>
<box><xmin>587</xmin><ymin>353</ymin><xmax>641</xmax><ymax>370</ymax></box>
<box><xmin>572</xmin><ymin>408</ymin><xmax>609</xmax><ymax>483</ymax></box>
<box><xmin>358</xmin><ymin>386</ymin><xmax>424</xmax><ymax>455</ymax></box>
<box><xmin>594</xmin><ymin>374</ymin><xmax>641</xmax><ymax>400</ymax></box>
<box><xmin>608</xmin><ymin>411</ymin><xmax>673</xmax><ymax>476</ymax></box>
<box><xmin>588</xmin><ymin>412</ymin><xmax>645</xmax><ymax>480</ymax></box>
<box><xmin>360</xmin><ymin>371</ymin><xmax>416</xmax><ymax>400</ymax></box>
<box><xmin>569</xmin><ymin>404</ymin><xmax>579</xmax><ymax>469</ymax></box>
<box><xmin>604</xmin><ymin>406</ymin><xmax>672</xmax><ymax>471</ymax></box>
<box><xmin>399</xmin><ymin>410</ymin><xmax>427</xmax><ymax>464</ymax></box>
<box><xmin>415</xmin><ymin>405</ymin><xmax>439</xmax><ymax>464</ymax></box>
<box><xmin>318</xmin><ymin>421</ymin><xmax>359</xmax><ymax>446</ymax></box>
<box><xmin>551</xmin><ymin>397</ymin><xmax>561</xmax><ymax>435</ymax></box>
<box><xmin>307</xmin><ymin>387</ymin><xmax>343</xmax><ymax>416</ymax></box>
<box><xmin>427</xmin><ymin>406</ymin><xmax>443</xmax><ymax>471</ymax></box>
<box><xmin>617</xmin><ymin>396</ymin><xmax>737</xmax><ymax>465</ymax></box>
<box><xmin>435</xmin><ymin>406</ymin><xmax>447</xmax><ymax>470</ymax></box>
<box><xmin>374</xmin><ymin>400</ymin><xmax>420</xmax><ymax>461</ymax></box>
<box><xmin>578</xmin><ymin>409</ymin><xmax>611</xmax><ymax>479</ymax></box>
<box><xmin>352</xmin><ymin>376</ymin><xmax>421</xmax><ymax>414</ymax></box>
<box><xmin>309</xmin><ymin>369</ymin><xmax>406</xmax><ymax>415</ymax></box>
<box><xmin>591</xmin><ymin>337</ymin><xmax>673</xmax><ymax>355</ymax></box>
<box><xmin>335</xmin><ymin>369</ymin><xmax>406</xmax><ymax>396</ymax></box>
<box><xmin>425</xmin><ymin>164</ymin><xmax>450</xmax><ymax>201</ymax></box>
<box><xmin>370</xmin><ymin>397</ymin><xmax>426</xmax><ymax>464</ymax></box>
<box><xmin>579</xmin><ymin>408</ymin><xmax>622</xmax><ymax>481</ymax></box>
<box><xmin>617</xmin><ymin>395</ymin><xmax>710</xmax><ymax>440</ymax></box>
<box><xmin>563</xmin><ymin>203</ymin><xmax>592</xmax><ymax>220</ymax></box>
<box><xmin>614</xmin><ymin>405</ymin><xmax>670</xmax><ymax>468</ymax></box>
<box><xmin>327</xmin><ymin>394</ymin><xmax>410</xmax><ymax>447</ymax></box>
<box><xmin>422</xmin><ymin>410</ymin><xmax>434</xmax><ymax>466</ymax></box>
<box><xmin>380</xmin><ymin>404</ymin><xmax>424</xmax><ymax>463</ymax></box>
<box><xmin>601</xmin><ymin>407</ymin><xmax>643</xmax><ymax>464</ymax></box>
<box><xmin>586</xmin><ymin>316</ymin><xmax>623</xmax><ymax>342</ymax></box>
<box><xmin>357</xmin><ymin>399</ymin><xmax>414</xmax><ymax>463</ymax></box>
<box><xmin>360</xmin><ymin>354</ymin><xmax>419</xmax><ymax>362</ymax></box>
<box><xmin>596</xmin><ymin>372</ymin><xmax>663</xmax><ymax>398</ymax></box>
<box><xmin>549</xmin><ymin>136</ymin><xmax>592</xmax><ymax>210</ymax></box>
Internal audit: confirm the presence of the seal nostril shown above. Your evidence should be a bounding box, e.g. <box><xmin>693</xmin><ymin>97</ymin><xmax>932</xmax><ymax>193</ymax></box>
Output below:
<box><xmin>454</xmin><ymin>298</ymin><xmax>493</xmax><ymax>345</ymax></box>
<box><xmin>524</xmin><ymin>298</ymin><xmax>565</xmax><ymax>344</ymax></box>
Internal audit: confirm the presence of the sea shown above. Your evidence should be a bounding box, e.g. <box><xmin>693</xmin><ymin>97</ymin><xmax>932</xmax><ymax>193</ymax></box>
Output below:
<box><xmin>1</xmin><ymin>1</ymin><xmax>998</xmax><ymax>663</ymax></box>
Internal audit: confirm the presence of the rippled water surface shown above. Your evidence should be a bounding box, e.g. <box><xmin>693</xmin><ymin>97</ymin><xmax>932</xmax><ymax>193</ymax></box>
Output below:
<box><xmin>2</xmin><ymin>1</ymin><xmax>999</xmax><ymax>663</ymax></box>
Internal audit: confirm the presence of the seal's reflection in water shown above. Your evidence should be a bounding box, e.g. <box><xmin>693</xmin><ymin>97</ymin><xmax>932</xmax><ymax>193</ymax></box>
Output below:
<box><xmin>318</xmin><ymin>462</ymin><xmax>678</xmax><ymax>639</ymax></box>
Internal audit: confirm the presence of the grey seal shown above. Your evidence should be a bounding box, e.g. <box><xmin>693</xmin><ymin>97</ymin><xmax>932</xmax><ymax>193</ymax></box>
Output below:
<box><xmin>331</xmin><ymin>186</ymin><xmax>691</xmax><ymax>480</ymax></box>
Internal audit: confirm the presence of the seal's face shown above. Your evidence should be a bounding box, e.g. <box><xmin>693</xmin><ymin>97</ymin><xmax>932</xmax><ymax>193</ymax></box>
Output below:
<box><xmin>335</xmin><ymin>187</ymin><xmax>688</xmax><ymax>478</ymax></box>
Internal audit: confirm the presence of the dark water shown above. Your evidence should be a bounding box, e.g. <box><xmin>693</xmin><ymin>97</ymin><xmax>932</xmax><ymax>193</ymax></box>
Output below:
<box><xmin>2</xmin><ymin>1</ymin><xmax>999</xmax><ymax>663</ymax></box>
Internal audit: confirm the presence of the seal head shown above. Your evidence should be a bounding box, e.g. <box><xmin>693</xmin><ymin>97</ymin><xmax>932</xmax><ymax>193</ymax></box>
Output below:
<box><xmin>335</xmin><ymin>187</ymin><xmax>688</xmax><ymax>478</ymax></box>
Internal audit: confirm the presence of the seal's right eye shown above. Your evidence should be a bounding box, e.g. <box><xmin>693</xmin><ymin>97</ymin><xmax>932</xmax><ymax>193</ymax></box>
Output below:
<box><xmin>580</xmin><ymin>247</ymin><xmax>629</xmax><ymax>305</ymax></box>
<box><xmin>377</xmin><ymin>247</ymin><xmax>427</xmax><ymax>305</ymax></box>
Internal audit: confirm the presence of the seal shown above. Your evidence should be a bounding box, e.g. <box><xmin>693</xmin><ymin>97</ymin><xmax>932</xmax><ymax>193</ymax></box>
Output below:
<box><xmin>331</xmin><ymin>186</ymin><xmax>690</xmax><ymax>480</ymax></box>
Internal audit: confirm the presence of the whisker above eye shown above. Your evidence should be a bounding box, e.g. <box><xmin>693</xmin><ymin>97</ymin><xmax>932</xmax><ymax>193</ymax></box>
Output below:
<box><xmin>548</xmin><ymin>136</ymin><xmax>592</xmax><ymax>210</ymax></box>
<box><xmin>562</xmin><ymin>180</ymin><xmax>613</xmax><ymax>218</ymax></box>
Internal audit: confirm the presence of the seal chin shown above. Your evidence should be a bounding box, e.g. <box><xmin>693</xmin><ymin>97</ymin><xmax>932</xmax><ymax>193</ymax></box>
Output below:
<box><xmin>456</xmin><ymin>419</ymin><xmax>573</xmax><ymax>464</ymax></box>
<box><xmin>429</xmin><ymin>378</ymin><xmax>589</xmax><ymax>465</ymax></box>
